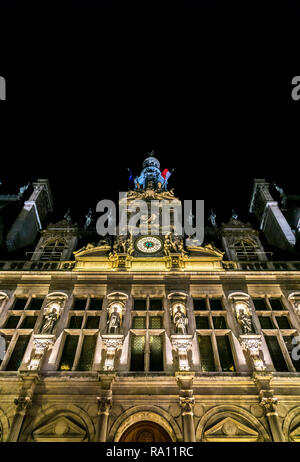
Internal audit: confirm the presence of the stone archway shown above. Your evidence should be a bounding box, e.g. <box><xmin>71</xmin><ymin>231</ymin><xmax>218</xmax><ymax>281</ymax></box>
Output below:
<box><xmin>119</xmin><ymin>421</ymin><xmax>172</xmax><ymax>442</ymax></box>
<box><xmin>111</xmin><ymin>407</ymin><xmax>180</xmax><ymax>442</ymax></box>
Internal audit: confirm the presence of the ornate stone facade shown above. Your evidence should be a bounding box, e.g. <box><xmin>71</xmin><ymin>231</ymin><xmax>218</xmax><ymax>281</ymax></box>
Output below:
<box><xmin>0</xmin><ymin>156</ymin><xmax>300</xmax><ymax>442</ymax></box>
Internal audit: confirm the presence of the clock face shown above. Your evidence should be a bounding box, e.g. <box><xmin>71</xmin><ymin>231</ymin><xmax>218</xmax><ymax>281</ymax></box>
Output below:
<box><xmin>136</xmin><ymin>236</ymin><xmax>163</xmax><ymax>254</ymax></box>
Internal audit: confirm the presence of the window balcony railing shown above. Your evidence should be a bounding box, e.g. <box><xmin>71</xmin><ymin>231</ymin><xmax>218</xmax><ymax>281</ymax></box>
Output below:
<box><xmin>0</xmin><ymin>260</ymin><xmax>299</xmax><ymax>272</ymax></box>
<box><xmin>223</xmin><ymin>261</ymin><xmax>300</xmax><ymax>271</ymax></box>
<box><xmin>0</xmin><ymin>260</ymin><xmax>75</xmax><ymax>271</ymax></box>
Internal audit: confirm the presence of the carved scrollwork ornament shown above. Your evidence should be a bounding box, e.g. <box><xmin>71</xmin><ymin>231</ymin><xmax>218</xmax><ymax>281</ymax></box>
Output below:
<box><xmin>240</xmin><ymin>334</ymin><xmax>266</xmax><ymax>371</ymax></box>
<box><xmin>0</xmin><ymin>292</ymin><xmax>8</xmax><ymax>302</ymax></box>
<box><xmin>28</xmin><ymin>335</ymin><xmax>55</xmax><ymax>370</ymax></box>
<box><xmin>292</xmin><ymin>299</ymin><xmax>300</xmax><ymax>317</ymax></box>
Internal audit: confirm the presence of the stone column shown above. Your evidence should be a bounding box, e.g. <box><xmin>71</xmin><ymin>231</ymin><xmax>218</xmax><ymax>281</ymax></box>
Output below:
<box><xmin>7</xmin><ymin>372</ymin><xmax>39</xmax><ymax>442</ymax></box>
<box><xmin>180</xmin><ymin>396</ymin><xmax>196</xmax><ymax>442</ymax></box>
<box><xmin>176</xmin><ymin>372</ymin><xmax>196</xmax><ymax>442</ymax></box>
<box><xmin>96</xmin><ymin>397</ymin><xmax>112</xmax><ymax>442</ymax></box>
<box><xmin>96</xmin><ymin>373</ymin><xmax>115</xmax><ymax>442</ymax></box>
<box><xmin>260</xmin><ymin>396</ymin><xmax>285</xmax><ymax>442</ymax></box>
<box><xmin>254</xmin><ymin>373</ymin><xmax>285</xmax><ymax>442</ymax></box>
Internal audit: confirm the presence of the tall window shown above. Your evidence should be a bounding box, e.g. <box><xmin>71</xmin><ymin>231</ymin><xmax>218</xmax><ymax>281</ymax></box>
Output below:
<box><xmin>58</xmin><ymin>333</ymin><xmax>98</xmax><ymax>371</ymax></box>
<box><xmin>5</xmin><ymin>335</ymin><xmax>30</xmax><ymax>371</ymax></box>
<box><xmin>193</xmin><ymin>296</ymin><xmax>235</xmax><ymax>372</ymax></box>
<box><xmin>254</xmin><ymin>296</ymin><xmax>298</xmax><ymax>371</ymax></box>
<box><xmin>60</xmin><ymin>297</ymin><xmax>102</xmax><ymax>371</ymax></box>
<box><xmin>2</xmin><ymin>296</ymin><xmax>44</xmax><ymax>332</ymax></box>
<box><xmin>130</xmin><ymin>297</ymin><xmax>164</xmax><ymax>371</ymax></box>
<box><xmin>0</xmin><ymin>294</ymin><xmax>45</xmax><ymax>371</ymax></box>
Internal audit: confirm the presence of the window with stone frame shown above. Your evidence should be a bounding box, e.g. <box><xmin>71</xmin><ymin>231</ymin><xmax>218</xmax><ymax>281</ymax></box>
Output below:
<box><xmin>194</xmin><ymin>296</ymin><xmax>236</xmax><ymax>372</ymax></box>
<box><xmin>68</xmin><ymin>296</ymin><xmax>103</xmax><ymax>330</ymax></box>
<box><xmin>254</xmin><ymin>296</ymin><xmax>299</xmax><ymax>371</ymax></box>
<box><xmin>40</xmin><ymin>239</ymin><xmax>67</xmax><ymax>261</ymax></box>
<box><xmin>2</xmin><ymin>295</ymin><xmax>45</xmax><ymax>332</ymax></box>
<box><xmin>233</xmin><ymin>239</ymin><xmax>260</xmax><ymax>261</ymax></box>
<box><xmin>0</xmin><ymin>335</ymin><xmax>11</xmax><ymax>368</ymax></box>
<box><xmin>58</xmin><ymin>332</ymin><xmax>98</xmax><ymax>371</ymax></box>
<box><xmin>130</xmin><ymin>297</ymin><xmax>164</xmax><ymax>371</ymax></box>
<box><xmin>5</xmin><ymin>334</ymin><xmax>30</xmax><ymax>371</ymax></box>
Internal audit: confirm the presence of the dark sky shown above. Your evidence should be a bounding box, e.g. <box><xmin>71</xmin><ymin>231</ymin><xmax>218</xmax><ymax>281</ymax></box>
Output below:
<box><xmin>0</xmin><ymin>3</ymin><xmax>299</xmax><ymax>229</ymax></box>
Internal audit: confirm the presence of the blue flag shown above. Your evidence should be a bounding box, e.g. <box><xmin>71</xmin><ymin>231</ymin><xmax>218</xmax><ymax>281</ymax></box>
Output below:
<box><xmin>127</xmin><ymin>168</ymin><xmax>134</xmax><ymax>182</ymax></box>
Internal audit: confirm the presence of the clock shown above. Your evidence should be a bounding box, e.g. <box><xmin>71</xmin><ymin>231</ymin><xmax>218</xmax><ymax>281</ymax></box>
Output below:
<box><xmin>135</xmin><ymin>236</ymin><xmax>163</xmax><ymax>254</ymax></box>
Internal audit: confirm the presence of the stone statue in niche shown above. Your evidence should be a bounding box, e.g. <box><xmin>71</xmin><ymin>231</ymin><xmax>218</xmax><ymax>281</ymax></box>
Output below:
<box><xmin>40</xmin><ymin>298</ymin><xmax>64</xmax><ymax>335</ymax></box>
<box><xmin>107</xmin><ymin>306</ymin><xmax>121</xmax><ymax>334</ymax></box>
<box><xmin>235</xmin><ymin>302</ymin><xmax>253</xmax><ymax>334</ymax></box>
<box><xmin>41</xmin><ymin>306</ymin><xmax>59</xmax><ymax>334</ymax></box>
<box><xmin>173</xmin><ymin>304</ymin><xmax>188</xmax><ymax>334</ymax></box>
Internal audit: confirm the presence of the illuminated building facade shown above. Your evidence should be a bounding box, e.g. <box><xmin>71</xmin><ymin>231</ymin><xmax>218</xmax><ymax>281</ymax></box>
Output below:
<box><xmin>1</xmin><ymin>155</ymin><xmax>300</xmax><ymax>442</ymax></box>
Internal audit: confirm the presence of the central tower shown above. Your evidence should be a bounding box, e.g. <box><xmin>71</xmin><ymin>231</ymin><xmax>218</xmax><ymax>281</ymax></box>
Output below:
<box><xmin>117</xmin><ymin>153</ymin><xmax>183</xmax><ymax>258</ymax></box>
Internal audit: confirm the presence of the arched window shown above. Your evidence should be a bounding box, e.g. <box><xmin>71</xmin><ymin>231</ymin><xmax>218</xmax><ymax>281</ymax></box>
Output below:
<box><xmin>41</xmin><ymin>239</ymin><xmax>66</xmax><ymax>261</ymax></box>
<box><xmin>233</xmin><ymin>239</ymin><xmax>258</xmax><ymax>261</ymax></box>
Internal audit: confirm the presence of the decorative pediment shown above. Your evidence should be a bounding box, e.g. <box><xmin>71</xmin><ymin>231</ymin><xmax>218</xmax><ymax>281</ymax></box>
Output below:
<box><xmin>204</xmin><ymin>417</ymin><xmax>259</xmax><ymax>442</ymax></box>
<box><xmin>32</xmin><ymin>416</ymin><xmax>87</xmax><ymax>442</ymax></box>
<box><xmin>47</xmin><ymin>219</ymin><xmax>78</xmax><ymax>229</ymax></box>
<box><xmin>74</xmin><ymin>243</ymin><xmax>111</xmax><ymax>259</ymax></box>
<box><xmin>222</xmin><ymin>218</ymin><xmax>253</xmax><ymax>229</ymax></box>
<box><xmin>187</xmin><ymin>243</ymin><xmax>224</xmax><ymax>259</ymax></box>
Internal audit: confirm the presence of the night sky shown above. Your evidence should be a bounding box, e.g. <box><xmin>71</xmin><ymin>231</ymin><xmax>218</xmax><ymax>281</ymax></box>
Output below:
<box><xmin>0</xmin><ymin>3</ymin><xmax>299</xmax><ymax>230</ymax></box>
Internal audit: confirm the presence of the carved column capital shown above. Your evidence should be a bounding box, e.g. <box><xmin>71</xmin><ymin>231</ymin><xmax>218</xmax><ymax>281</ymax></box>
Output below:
<box><xmin>179</xmin><ymin>397</ymin><xmax>195</xmax><ymax>415</ymax></box>
<box><xmin>260</xmin><ymin>396</ymin><xmax>278</xmax><ymax>414</ymax></box>
<box><xmin>14</xmin><ymin>395</ymin><xmax>32</xmax><ymax>414</ymax></box>
<box><xmin>97</xmin><ymin>396</ymin><xmax>112</xmax><ymax>416</ymax></box>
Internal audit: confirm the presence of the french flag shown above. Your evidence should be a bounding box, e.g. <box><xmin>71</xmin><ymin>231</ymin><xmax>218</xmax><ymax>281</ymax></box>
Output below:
<box><xmin>161</xmin><ymin>169</ymin><xmax>171</xmax><ymax>181</ymax></box>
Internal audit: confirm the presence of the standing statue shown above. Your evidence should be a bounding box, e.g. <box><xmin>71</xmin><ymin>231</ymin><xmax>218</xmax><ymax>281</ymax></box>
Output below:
<box><xmin>107</xmin><ymin>306</ymin><xmax>121</xmax><ymax>334</ymax></box>
<box><xmin>114</xmin><ymin>235</ymin><xmax>127</xmax><ymax>253</ymax></box>
<box><xmin>164</xmin><ymin>233</ymin><xmax>172</xmax><ymax>256</ymax></box>
<box><xmin>231</xmin><ymin>209</ymin><xmax>238</xmax><ymax>220</ymax></box>
<box><xmin>126</xmin><ymin>232</ymin><xmax>135</xmax><ymax>255</ymax></box>
<box><xmin>273</xmin><ymin>182</ymin><xmax>287</xmax><ymax>208</ymax></box>
<box><xmin>64</xmin><ymin>208</ymin><xmax>72</xmax><ymax>223</ymax></box>
<box><xmin>18</xmin><ymin>182</ymin><xmax>30</xmax><ymax>197</ymax></box>
<box><xmin>173</xmin><ymin>306</ymin><xmax>188</xmax><ymax>334</ymax></box>
<box><xmin>41</xmin><ymin>308</ymin><xmax>59</xmax><ymax>334</ymax></box>
<box><xmin>237</xmin><ymin>308</ymin><xmax>253</xmax><ymax>334</ymax></box>
<box><xmin>208</xmin><ymin>209</ymin><xmax>217</xmax><ymax>227</ymax></box>
<box><xmin>84</xmin><ymin>208</ymin><xmax>92</xmax><ymax>230</ymax></box>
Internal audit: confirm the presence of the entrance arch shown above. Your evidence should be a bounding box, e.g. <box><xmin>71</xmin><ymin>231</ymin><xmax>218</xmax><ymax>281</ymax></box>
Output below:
<box><xmin>119</xmin><ymin>421</ymin><xmax>172</xmax><ymax>442</ymax></box>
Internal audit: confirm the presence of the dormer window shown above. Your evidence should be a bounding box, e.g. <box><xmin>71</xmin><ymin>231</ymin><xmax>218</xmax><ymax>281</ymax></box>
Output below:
<box><xmin>40</xmin><ymin>239</ymin><xmax>66</xmax><ymax>261</ymax></box>
<box><xmin>233</xmin><ymin>239</ymin><xmax>259</xmax><ymax>261</ymax></box>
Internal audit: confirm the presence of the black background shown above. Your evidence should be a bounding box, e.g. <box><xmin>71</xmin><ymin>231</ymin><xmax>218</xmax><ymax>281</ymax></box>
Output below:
<box><xmin>0</xmin><ymin>2</ymin><xmax>299</xmax><ymax>228</ymax></box>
